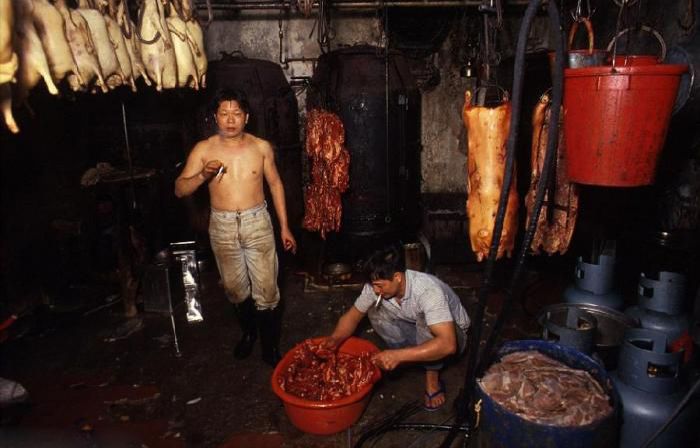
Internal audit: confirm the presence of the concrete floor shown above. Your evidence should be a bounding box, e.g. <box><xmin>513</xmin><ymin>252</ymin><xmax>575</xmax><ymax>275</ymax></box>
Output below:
<box><xmin>0</xmin><ymin>260</ymin><xmax>559</xmax><ymax>448</ymax></box>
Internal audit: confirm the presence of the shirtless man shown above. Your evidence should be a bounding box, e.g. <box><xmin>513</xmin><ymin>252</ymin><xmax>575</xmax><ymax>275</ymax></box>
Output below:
<box><xmin>175</xmin><ymin>89</ymin><xmax>297</xmax><ymax>367</ymax></box>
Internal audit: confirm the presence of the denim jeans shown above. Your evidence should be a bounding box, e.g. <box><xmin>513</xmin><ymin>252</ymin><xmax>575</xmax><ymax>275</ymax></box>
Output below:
<box><xmin>209</xmin><ymin>202</ymin><xmax>280</xmax><ymax>310</ymax></box>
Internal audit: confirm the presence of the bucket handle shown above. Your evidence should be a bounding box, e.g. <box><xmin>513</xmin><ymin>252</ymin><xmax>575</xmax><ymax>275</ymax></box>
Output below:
<box><xmin>568</xmin><ymin>18</ymin><xmax>595</xmax><ymax>53</ymax></box>
<box><xmin>606</xmin><ymin>25</ymin><xmax>667</xmax><ymax>64</ymax></box>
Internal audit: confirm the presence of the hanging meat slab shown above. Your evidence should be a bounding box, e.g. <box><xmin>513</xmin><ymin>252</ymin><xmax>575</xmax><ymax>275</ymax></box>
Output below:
<box><xmin>525</xmin><ymin>92</ymin><xmax>579</xmax><ymax>255</ymax></box>
<box><xmin>479</xmin><ymin>350</ymin><xmax>612</xmax><ymax>426</ymax></box>
<box><xmin>55</xmin><ymin>0</ymin><xmax>107</xmax><ymax>92</ymax></box>
<box><xmin>303</xmin><ymin>109</ymin><xmax>350</xmax><ymax>239</ymax></box>
<box><xmin>463</xmin><ymin>90</ymin><xmax>518</xmax><ymax>262</ymax></box>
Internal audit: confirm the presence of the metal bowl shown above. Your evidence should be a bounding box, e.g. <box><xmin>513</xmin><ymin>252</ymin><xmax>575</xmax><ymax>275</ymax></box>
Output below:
<box><xmin>538</xmin><ymin>303</ymin><xmax>638</xmax><ymax>348</ymax></box>
<box><xmin>537</xmin><ymin>303</ymin><xmax>639</xmax><ymax>369</ymax></box>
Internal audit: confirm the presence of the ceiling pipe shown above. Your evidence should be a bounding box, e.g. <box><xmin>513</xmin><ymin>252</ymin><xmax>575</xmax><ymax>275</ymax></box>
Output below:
<box><xmin>195</xmin><ymin>0</ymin><xmax>535</xmax><ymax>11</ymax></box>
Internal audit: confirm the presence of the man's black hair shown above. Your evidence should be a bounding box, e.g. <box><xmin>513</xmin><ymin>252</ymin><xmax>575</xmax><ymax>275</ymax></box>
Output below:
<box><xmin>364</xmin><ymin>245</ymin><xmax>406</xmax><ymax>281</ymax></box>
<box><xmin>210</xmin><ymin>88</ymin><xmax>250</xmax><ymax>115</ymax></box>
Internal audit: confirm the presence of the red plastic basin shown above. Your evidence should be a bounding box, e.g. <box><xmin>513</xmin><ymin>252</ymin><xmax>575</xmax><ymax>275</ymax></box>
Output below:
<box><xmin>271</xmin><ymin>337</ymin><xmax>382</xmax><ymax>435</ymax></box>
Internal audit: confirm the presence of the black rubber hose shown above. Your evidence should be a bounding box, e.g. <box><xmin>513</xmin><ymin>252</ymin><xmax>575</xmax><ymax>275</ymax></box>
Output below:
<box><xmin>437</xmin><ymin>1</ymin><xmax>563</xmax><ymax>447</ymax></box>
<box><xmin>355</xmin><ymin>422</ymin><xmax>470</xmax><ymax>448</ymax></box>
<box><xmin>476</xmin><ymin>0</ymin><xmax>565</xmax><ymax>378</ymax></box>
<box><xmin>353</xmin><ymin>401</ymin><xmax>422</xmax><ymax>448</ymax></box>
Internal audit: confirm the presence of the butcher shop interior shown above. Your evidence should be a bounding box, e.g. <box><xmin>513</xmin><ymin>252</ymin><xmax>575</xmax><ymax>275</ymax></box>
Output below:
<box><xmin>1</xmin><ymin>0</ymin><xmax>700</xmax><ymax>446</ymax></box>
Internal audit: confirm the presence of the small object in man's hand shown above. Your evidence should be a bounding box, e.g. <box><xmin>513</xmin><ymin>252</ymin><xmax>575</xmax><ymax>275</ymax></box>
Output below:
<box><xmin>374</xmin><ymin>293</ymin><xmax>382</xmax><ymax>310</ymax></box>
<box><xmin>216</xmin><ymin>165</ymin><xmax>226</xmax><ymax>181</ymax></box>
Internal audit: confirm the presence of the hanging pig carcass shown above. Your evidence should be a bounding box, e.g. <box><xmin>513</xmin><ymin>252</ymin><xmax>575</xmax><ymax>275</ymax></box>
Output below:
<box><xmin>525</xmin><ymin>92</ymin><xmax>579</xmax><ymax>255</ymax></box>
<box><xmin>463</xmin><ymin>89</ymin><xmax>518</xmax><ymax>261</ymax></box>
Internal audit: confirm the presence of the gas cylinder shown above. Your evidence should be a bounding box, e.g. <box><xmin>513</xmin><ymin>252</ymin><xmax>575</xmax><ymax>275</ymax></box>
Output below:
<box><xmin>611</xmin><ymin>328</ymin><xmax>700</xmax><ymax>448</ymax></box>
<box><xmin>539</xmin><ymin>306</ymin><xmax>598</xmax><ymax>356</ymax></box>
<box><xmin>625</xmin><ymin>272</ymin><xmax>692</xmax><ymax>360</ymax></box>
<box><xmin>564</xmin><ymin>254</ymin><xmax>624</xmax><ymax>309</ymax></box>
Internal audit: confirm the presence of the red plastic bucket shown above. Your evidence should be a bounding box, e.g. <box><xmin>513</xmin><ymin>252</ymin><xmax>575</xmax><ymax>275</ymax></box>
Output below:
<box><xmin>271</xmin><ymin>337</ymin><xmax>381</xmax><ymax>435</ymax></box>
<box><xmin>563</xmin><ymin>63</ymin><xmax>687</xmax><ymax>186</ymax></box>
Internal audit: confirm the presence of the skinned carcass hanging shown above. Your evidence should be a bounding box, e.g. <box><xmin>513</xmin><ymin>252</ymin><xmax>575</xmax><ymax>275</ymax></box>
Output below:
<box><xmin>76</xmin><ymin>0</ymin><xmax>124</xmax><ymax>90</ymax></box>
<box><xmin>525</xmin><ymin>92</ymin><xmax>579</xmax><ymax>255</ymax></box>
<box><xmin>463</xmin><ymin>89</ymin><xmax>518</xmax><ymax>261</ymax></box>
<box><xmin>29</xmin><ymin>0</ymin><xmax>82</xmax><ymax>87</ymax></box>
<box><xmin>55</xmin><ymin>0</ymin><xmax>108</xmax><ymax>92</ymax></box>
<box><xmin>13</xmin><ymin>0</ymin><xmax>59</xmax><ymax>97</ymax></box>
<box><xmin>114</xmin><ymin>0</ymin><xmax>152</xmax><ymax>87</ymax></box>
<box><xmin>103</xmin><ymin>0</ymin><xmax>136</xmax><ymax>91</ymax></box>
<box><xmin>180</xmin><ymin>0</ymin><xmax>207</xmax><ymax>88</ymax></box>
<box><xmin>138</xmin><ymin>0</ymin><xmax>177</xmax><ymax>90</ymax></box>
<box><xmin>165</xmin><ymin>0</ymin><xmax>199</xmax><ymax>89</ymax></box>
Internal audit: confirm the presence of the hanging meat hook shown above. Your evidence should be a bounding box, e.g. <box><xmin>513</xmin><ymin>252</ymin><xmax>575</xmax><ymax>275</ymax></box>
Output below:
<box><xmin>135</xmin><ymin>0</ymin><xmax>162</xmax><ymax>44</ymax></box>
<box><xmin>571</xmin><ymin>0</ymin><xmax>595</xmax><ymax>22</ymax></box>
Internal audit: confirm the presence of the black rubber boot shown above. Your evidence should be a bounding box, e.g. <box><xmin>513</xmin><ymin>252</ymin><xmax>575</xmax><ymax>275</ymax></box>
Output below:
<box><xmin>257</xmin><ymin>306</ymin><xmax>282</xmax><ymax>367</ymax></box>
<box><xmin>232</xmin><ymin>298</ymin><xmax>257</xmax><ymax>359</ymax></box>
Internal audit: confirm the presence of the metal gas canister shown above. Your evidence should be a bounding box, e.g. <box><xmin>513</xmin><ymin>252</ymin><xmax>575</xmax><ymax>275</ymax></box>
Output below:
<box><xmin>611</xmin><ymin>328</ymin><xmax>700</xmax><ymax>448</ymax></box>
<box><xmin>625</xmin><ymin>272</ymin><xmax>692</xmax><ymax>361</ymax></box>
<box><xmin>564</xmin><ymin>253</ymin><xmax>624</xmax><ymax>310</ymax></box>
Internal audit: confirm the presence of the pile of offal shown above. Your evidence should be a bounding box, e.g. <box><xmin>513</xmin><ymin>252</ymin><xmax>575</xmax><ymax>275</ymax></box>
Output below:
<box><xmin>277</xmin><ymin>339</ymin><xmax>375</xmax><ymax>401</ymax></box>
<box><xmin>478</xmin><ymin>351</ymin><xmax>612</xmax><ymax>426</ymax></box>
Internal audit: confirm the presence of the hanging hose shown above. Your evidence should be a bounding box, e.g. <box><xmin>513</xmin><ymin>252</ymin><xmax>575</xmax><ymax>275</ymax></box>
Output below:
<box><xmin>437</xmin><ymin>0</ymin><xmax>564</xmax><ymax>446</ymax></box>
<box><xmin>476</xmin><ymin>0</ymin><xmax>564</xmax><ymax>378</ymax></box>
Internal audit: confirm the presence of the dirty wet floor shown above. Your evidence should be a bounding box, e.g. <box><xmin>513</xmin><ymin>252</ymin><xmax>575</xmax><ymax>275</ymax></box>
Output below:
<box><xmin>0</xmin><ymin>262</ymin><xmax>554</xmax><ymax>447</ymax></box>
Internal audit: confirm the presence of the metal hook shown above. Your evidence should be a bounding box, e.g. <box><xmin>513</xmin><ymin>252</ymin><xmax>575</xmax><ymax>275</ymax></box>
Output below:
<box><xmin>571</xmin><ymin>0</ymin><xmax>596</xmax><ymax>22</ymax></box>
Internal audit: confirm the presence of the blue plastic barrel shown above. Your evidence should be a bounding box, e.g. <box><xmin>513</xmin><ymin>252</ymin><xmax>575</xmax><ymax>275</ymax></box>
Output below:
<box><xmin>475</xmin><ymin>340</ymin><xmax>619</xmax><ymax>448</ymax></box>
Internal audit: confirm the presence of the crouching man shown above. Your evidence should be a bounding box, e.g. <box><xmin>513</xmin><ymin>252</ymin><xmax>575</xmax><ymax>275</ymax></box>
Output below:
<box><xmin>321</xmin><ymin>246</ymin><xmax>470</xmax><ymax>411</ymax></box>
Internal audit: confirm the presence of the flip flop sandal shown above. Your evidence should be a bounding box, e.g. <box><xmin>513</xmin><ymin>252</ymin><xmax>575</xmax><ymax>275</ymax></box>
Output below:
<box><xmin>423</xmin><ymin>380</ymin><xmax>446</xmax><ymax>412</ymax></box>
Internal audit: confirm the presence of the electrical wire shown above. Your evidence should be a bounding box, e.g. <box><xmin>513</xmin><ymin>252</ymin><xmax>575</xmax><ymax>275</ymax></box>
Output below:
<box><xmin>477</xmin><ymin>0</ymin><xmax>565</xmax><ymax>383</ymax></box>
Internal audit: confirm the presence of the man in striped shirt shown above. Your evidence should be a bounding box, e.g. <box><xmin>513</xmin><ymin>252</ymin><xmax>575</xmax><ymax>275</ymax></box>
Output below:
<box><xmin>322</xmin><ymin>246</ymin><xmax>470</xmax><ymax>411</ymax></box>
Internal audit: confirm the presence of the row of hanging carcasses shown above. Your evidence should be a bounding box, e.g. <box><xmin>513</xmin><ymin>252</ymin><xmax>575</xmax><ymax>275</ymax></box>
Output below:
<box><xmin>0</xmin><ymin>0</ymin><xmax>207</xmax><ymax>134</ymax></box>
